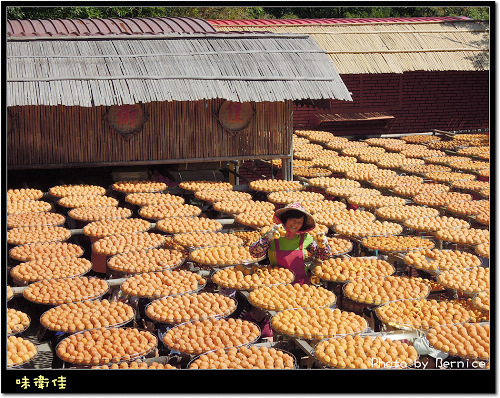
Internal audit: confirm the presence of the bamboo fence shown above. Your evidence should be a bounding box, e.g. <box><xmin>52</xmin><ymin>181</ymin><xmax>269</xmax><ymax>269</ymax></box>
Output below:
<box><xmin>7</xmin><ymin>100</ymin><xmax>293</xmax><ymax>169</ymax></box>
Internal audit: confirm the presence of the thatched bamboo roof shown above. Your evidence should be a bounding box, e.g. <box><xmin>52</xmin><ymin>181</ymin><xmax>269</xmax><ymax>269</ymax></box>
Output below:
<box><xmin>6</xmin><ymin>32</ymin><xmax>352</xmax><ymax>107</ymax></box>
<box><xmin>210</xmin><ymin>19</ymin><xmax>489</xmax><ymax>74</ymax></box>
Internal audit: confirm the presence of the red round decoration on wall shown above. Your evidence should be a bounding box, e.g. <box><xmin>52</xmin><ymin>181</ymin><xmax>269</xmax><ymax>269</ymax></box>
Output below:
<box><xmin>107</xmin><ymin>103</ymin><xmax>146</xmax><ymax>137</ymax></box>
<box><xmin>218</xmin><ymin>101</ymin><xmax>254</xmax><ymax>133</ymax></box>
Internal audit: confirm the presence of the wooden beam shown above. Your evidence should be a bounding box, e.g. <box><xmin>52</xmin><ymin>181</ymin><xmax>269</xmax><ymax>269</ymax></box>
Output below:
<box><xmin>8</xmin><ymin>75</ymin><xmax>340</xmax><ymax>83</ymax></box>
<box><xmin>8</xmin><ymin>49</ymin><xmax>325</xmax><ymax>59</ymax></box>
<box><xmin>7</xmin><ymin>33</ymin><xmax>311</xmax><ymax>41</ymax></box>
<box><xmin>289</xmin><ymin>29</ymin><xmax>489</xmax><ymax>35</ymax></box>
<box><xmin>325</xmin><ymin>48</ymin><xmax>488</xmax><ymax>54</ymax></box>
<box><xmin>8</xmin><ymin>155</ymin><xmax>292</xmax><ymax>170</ymax></box>
<box><xmin>315</xmin><ymin>112</ymin><xmax>395</xmax><ymax>123</ymax></box>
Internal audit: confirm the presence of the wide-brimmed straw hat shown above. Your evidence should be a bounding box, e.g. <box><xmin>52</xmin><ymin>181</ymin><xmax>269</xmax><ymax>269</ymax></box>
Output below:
<box><xmin>273</xmin><ymin>202</ymin><xmax>316</xmax><ymax>233</ymax></box>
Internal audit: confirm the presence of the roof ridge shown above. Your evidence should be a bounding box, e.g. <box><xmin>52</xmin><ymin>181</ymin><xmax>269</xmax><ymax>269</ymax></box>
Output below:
<box><xmin>7</xmin><ymin>16</ymin><xmax>216</xmax><ymax>37</ymax></box>
<box><xmin>207</xmin><ymin>16</ymin><xmax>474</xmax><ymax>26</ymax></box>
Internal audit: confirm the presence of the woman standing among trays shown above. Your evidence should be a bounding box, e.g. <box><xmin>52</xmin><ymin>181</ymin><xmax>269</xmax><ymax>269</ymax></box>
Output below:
<box><xmin>249</xmin><ymin>202</ymin><xmax>331</xmax><ymax>285</ymax></box>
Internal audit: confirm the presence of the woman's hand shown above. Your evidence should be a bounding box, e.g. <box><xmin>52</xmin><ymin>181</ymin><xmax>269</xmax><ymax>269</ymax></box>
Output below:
<box><xmin>264</xmin><ymin>223</ymin><xmax>285</xmax><ymax>239</ymax></box>
<box><xmin>315</xmin><ymin>232</ymin><xmax>328</xmax><ymax>248</ymax></box>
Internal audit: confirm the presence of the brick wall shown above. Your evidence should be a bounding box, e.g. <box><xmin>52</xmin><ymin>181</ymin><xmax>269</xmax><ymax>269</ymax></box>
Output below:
<box><xmin>293</xmin><ymin>71</ymin><xmax>489</xmax><ymax>135</ymax></box>
<box><xmin>238</xmin><ymin>160</ymin><xmax>282</xmax><ymax>185</ymax></box>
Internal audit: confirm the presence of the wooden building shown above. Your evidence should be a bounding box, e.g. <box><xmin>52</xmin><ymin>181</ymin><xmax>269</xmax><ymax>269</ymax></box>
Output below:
<box><xmin>209</xmin><ymin>16</ymin><xmax>489</xmax><ymax>136</ymax></box>
<box><xmin>6</xmin><ymin>17</ymin><xmax>352</xmax><ymax>180</ymax></box>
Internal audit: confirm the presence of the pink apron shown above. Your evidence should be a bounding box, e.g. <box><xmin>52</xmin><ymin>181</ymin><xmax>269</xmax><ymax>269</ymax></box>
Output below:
<box><xmin>275</xmin><ymin>235</ymin><xmax>310</xmax><ymax>285</ymax></box>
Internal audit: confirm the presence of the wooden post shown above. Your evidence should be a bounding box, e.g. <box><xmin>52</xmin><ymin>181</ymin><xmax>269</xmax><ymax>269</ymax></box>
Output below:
<box><xmin>236</xmin><ymin>160</ymin><xmax>242</xmax><ymax>185</ymax></box>
<box><xmin>282</xmin><ymin>157</ymin><xmax>293</xmax><ymax>181</ymax></box>
<box><xmin>228</xmin><ymin>161</ymin><xmax>240</xmax><ymax>185</ymax></box>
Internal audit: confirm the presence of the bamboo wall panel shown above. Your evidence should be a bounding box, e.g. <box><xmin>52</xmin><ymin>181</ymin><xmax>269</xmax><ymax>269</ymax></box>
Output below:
<box><xmin>7</xmin><ymin>100</ymin><xmax>293</xmax><ymax>168</ymax></box>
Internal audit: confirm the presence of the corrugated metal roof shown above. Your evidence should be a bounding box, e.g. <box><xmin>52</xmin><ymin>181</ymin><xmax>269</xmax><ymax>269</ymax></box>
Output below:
<box><xmin>208</xmin><ymin>16</ymin><xmax>472</xmax><ymax>26</ymax></box>
<box><xmin>7</xmin><ymin>17</ymin><xmax>216</xmax><ymax>37</ymax></box>
<box><xmin>209</xmin><ymin>17</ymin><xmax>489</xmax><ymax>74</ymax></box>
<box><xmin>6</xmin><ymin>32</ymin><xmax>352</xmax><ymax>107</ymax></box>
